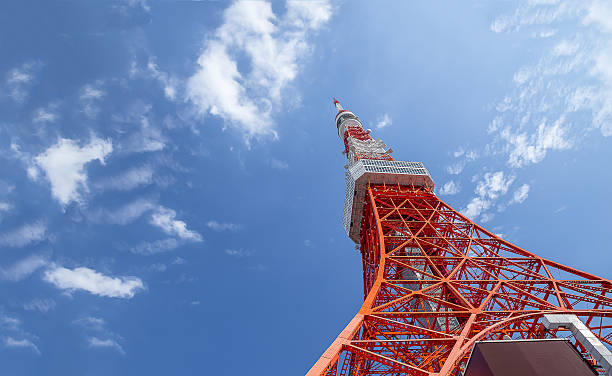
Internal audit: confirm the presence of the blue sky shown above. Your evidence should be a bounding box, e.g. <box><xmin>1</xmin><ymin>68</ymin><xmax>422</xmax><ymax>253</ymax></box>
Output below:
<box><xmin>0</xmin><ymin>1</ymin><xmax>611</xmax><ymax>375</ymax></box>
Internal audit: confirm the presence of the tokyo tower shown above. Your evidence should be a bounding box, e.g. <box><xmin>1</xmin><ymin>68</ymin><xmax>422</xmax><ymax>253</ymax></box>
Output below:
<box><xmin>306</xmin><ymin>99</ymin><xmax>612</xmax><ymax>376</ymax></box>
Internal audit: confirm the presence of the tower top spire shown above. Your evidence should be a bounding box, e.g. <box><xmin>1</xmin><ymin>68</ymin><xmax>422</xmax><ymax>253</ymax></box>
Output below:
<box><xmin>333</xmin><ymin>97</ymin><xmax>343</xmax><ymax>112</ymax></box>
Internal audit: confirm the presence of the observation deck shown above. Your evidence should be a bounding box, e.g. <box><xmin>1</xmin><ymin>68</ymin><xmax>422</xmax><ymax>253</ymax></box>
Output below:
<box><xmin>342</xmin><ymin>159</ymin><xmax>434</xmax><ymax>243</ymax></box>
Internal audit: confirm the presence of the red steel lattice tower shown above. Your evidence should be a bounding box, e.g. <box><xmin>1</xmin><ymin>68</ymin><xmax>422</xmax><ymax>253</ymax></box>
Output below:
<box><xmin>306</xmin><ymin>99</ymin><xmax>612</xmax><ymax>376</ymax></box>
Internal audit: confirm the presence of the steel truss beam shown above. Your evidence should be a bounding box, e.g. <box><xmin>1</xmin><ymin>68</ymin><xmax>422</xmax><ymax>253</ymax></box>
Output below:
<box><xmin>308</xmin><ymin>184</ymin><xmax>612</xmax><ymax>376</ymax></box>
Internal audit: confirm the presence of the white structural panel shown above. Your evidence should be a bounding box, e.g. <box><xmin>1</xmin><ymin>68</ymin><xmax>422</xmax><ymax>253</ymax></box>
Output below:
<box><xmin>342</xmin><ymin>159</ymin><xmax>435</xmax><ymax>243</ymax></box>
<box><xmin>542</xmin><ymin>313</ymin><xmax>612</xmax><ymax>375</ymax></box>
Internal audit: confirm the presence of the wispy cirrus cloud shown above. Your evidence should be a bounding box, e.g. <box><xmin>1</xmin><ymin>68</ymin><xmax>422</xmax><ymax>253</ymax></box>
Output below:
<box><xmin>0</xmin><ymin>222</ymin><xmax>46</xmax><ymax>247</ymax></box>
<box><xmin>186</xmin><ymin>0</ymin><xmax>332</xmax><ymax>138</ymax></box>
<box><xmin>93</xmin><ymin>165</ymin><xmax>154</xmax><ymax>192</ymax></box>
<box><xmin>206</xmin><ymin>220</ymin><xmax>241</xmax><ymax>232</ymax></box>
<box><xmin>509</xmin><ymin>183</ymin><xmax>530</xmax><ymax>205</ymax></box>
<box><xmin>448</xmin><ymin>1</ymin><xmax>612</xmax><ymax>222</ymax></box>
<box><xmin>1</xmin><ymin>316</ymin><xmax>40</xmax><ymax>355</ymax></box>
<box><xmin>438</xmin><ymin>181</ymin><xmax>460</xmax><ymax>196</ymax></box>
<box><xmin>0</xmin><ymin>202</ymin><xmax>11</xmax><ymax>212</ymax></box>
<box><xmin>130</xmin><ymin>238</ymin><xmax>179</xmax><ymax>255</ymax></box>
<box><xmin>87</xmin><ymin>198</ymin><xmax>156</xmax><ymax>225</ymax></box>
<box><xmin>144</xmin><ymin>58</ymin><xmax>178</xmax><ymax>101</ymax></box>
<box><xmin>4</xmin><ymin>337</ymin><xmax>40</xmax><ymax>355</ymax></box>
<box><xmin>88</xmin><ymin>337</ymin><xmax>125</xmax><ymax>355</ymax></box>
<box><xmin>74</xmin><ymin>316</ymin><xmax>125</xmax><ymax>354</ymax></box>
<box><xmin>270</xmin><ymin>158</ymin><xmax>289</xmax><ymax>170</ymax></box>
<box><xmin>225</xmin><ymin>249</ymin><xmax>251</xmax><ymax>258</ymax></box>
<box><xmin>73</xmin><ymin>316</ymin><xmax>106</xmax><ymax>331</ymax></box>
<box><xmin>80</xmin><ymin>82</ymin><xmax>105</xmax><ymax>118</ymax></box>
<box><xmin>4</xmin><ymin>61</ymin><xmax>42</xmax><ymax>103</ymax></box>
<box><xmin>23</xmin><ymin>299</ymin><xmax>56</xmax><ymax>314</ymax></box>
<box><xmin>32</xmin><ymin>104</ymin><xmax>60</xmax><ymax>124</ymax></box>
<box><xmin>0</xmin><ymin>254</ymin><xmax>48</xmax><ymax>281</ymax></box>
<box><xmin>0</xmin><ymin>316</ymin><xmax>20</xmax><ymax>330</ymax></box>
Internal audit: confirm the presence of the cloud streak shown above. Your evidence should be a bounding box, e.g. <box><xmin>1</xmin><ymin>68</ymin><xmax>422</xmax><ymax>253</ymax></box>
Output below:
<box><xmin>87</xmin><ymin>198</ymin><xmax>156</xmax><ymax>225</ymax></box>
<box><xmin>43</xmin><ymin>265</ymin><xmax>144</xmax><ymax>298</ymax></box>
<box><xmin>450</xmin><ymin>1</ymin><xmax>612</xmax><ymax>221</ymax></box>
<box><xmin>375</xmin><ymin>114</ymin><xmax>392</xmax><ymax>129</ymax></box>
<box><xmin>0</xmin><ymin>222</ymin><xmax>46</xmax><ymax>247</ymax></box>
<box><xmin>4</xmin><ymin>337</ymin><xmax>40</xmax><ymax>355</ymax></box>
<box><xmin>150</xmin><ymin>206</ymin><xmax>202</xmax><ymax>241</ymax></box>
<box><xmin>206</xmin><ymin>221</ymin><xmax>241</xmax><ymax>232</ymax></box>
<box><xmin>0</xmin><ymin>254</ymin><xmax>48</xmax><ymax>281</ymax></box>
<box><xmin>88</xmin><ymin>337</ymin><xmax>125</xmax><ymax>355</ymax></box>
<box><xmin>463</xmin><ymin>171</ymin><xmax>515</xmax><ymax>222</ymax></box>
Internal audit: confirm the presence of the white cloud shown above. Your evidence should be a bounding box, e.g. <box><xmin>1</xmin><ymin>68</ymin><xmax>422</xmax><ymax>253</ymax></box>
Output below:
<box><xmin>130</xmin><ymin>238</ymin><xmax>179</xmax><ymax>255</ymax></box>
<box><xmin>480</xmin><ymin>213</ymin><xmax>495</xmax><ymax>223</ymax></box>
<box><xmin>94</xmin><ymin>165</ymin><xmax>154</xmax><ymax>191</ymax></box>
<box><xmin>122</xmin><ymin>115</ymin><xmax>166</xmax><ymax>153</ymax></box>
<box><xmin>462</xmin><ymin>171</ymin><xmax>515</xmax><ymax>221</ymax></box>
<box><xmin>375</xmin><ymin>113</ymin><xmax>392</xmax><ymax>129</ymax></box>
<box><xmin>80</xmin><ymin>83</ymin><xmax>105</xmax><ymax>118</ymax></box>
<box><xmin>0</xmin><ymin>222</ymin><xmax>46</xmax><ymax>247</ymax></box>
<box><xmin>489</xmin><ymin>1</ymin><xmax>612</xmax><ymax>141</ymax></box>
<box><xmin>5</xmin><ymin>62</ymin><xmax>40</xmax><ymax>102</ymax></box>
<box><xmin>270</xmin><ymin>158</ymin><xmax>289</xmax><ymax>170</ymax></box>
<box><xmin>0</xmin><ymin>254</ymin><xmax>48</xmax><ymax>281</ymax></box>
<box><xmin>147</xmin><ymin>263</ymin><xmax>167</xmax><ymax>272</ymax></box>
<box><xmin>509</xmin><ymin>183</ymin><xmax>530</xmax><ymax>205</ymax></box>
<box><xmin>88</xmin><ymin>337</ymin><xmax>125</xmax><ymax>355</ymax></box>
<box><xmin>186</xmin><ymin>0</ymin><xmax>332</xmax><ymax>138</ymax></box>
<box><xmin>73</xmin><ymin>316</ymin><xmax>105</xmax><ymax>330</ymax></box>
<box><xmin>446</xmin><ymin>162</ymin><xmax>465</xmax><ymax>175</ymax></box>
<box><xmin>33</xmin><ymin>137</ymin><xmax>113</xmax><ymax>205</ymax></box>
<box><xmin>4</xmin><ymin>337</ymin><xmax>40</xmax><ymax>355</ymax></box>
<box><xmin>32</xmin><ymin>107</ymin><xmax>59</xmax><ymax>124</ymax></box>
<box><xmin>454</xmin><ymin>1</ymin><xmax>612</xmax><ymax>225</ymax></box>
<box><xmin>465</xmin><ymin>150</ymin><xmax>479</xmax><ymax>161</ymax></box>
<box><xmin>0</xmin><ymin>202</ymin><xmax>11</xmax><ymax>212</ymax></box>
<box><xmin>225</xmin><ymin>249</ymin><xmax>251</xmax><ymax>257</ymax></box>
<box><xmin>127</xmin><ymin>0</ymin><xmax>150</xmax><ymax>12</ymax></box>
<box><xmin>462</xmin><ymin>196</ymin><xmax>492</xmax><ymax>220</ymax></box>
<box><xmin>583</xmin><ymin>1</ymin><xmax>612</xmax><ymax>33</ymax></box>
<box><xmin>150</xmin><ymin>206</ymin><xmax>202</xmax><ymax>241</ymax></box>
<box><xmin>87</xmin><ymin>198</ymin><xmax>156</xmax><ymax>225</ymax></box>
<box><xmin>81</xmin><ymin>85</ymin><xmax>104</xmax><ymax>100</ymax></box>
<box><xmin>0</xmin><ymin>316</ymin><xmax>20</xmax><ymax>330</ymax></box>
<box><xmin>43</xmin><ymin>266</ymin><xmax>144</xmax><ymax>299</ymax></box>
<box><xmin>553</xmin><ymin>40</ymin><xmax>579</xmax><ymax>56</ymax></box>
<box><xmin>146</xmin><ymin>58</ymin><xmax>178</xmax><ymax>101</ymax></box>
<box><xmin>501</xmin><ymin>118</ymin><xmax>573</xmax><ymax>167</ymax></box>
<box><xmin>475</xmin><ymin>171</ymin><xmax>515</xmax><ymax>200</ymax></box>
<box><xmin>206</xmin><ymin>221</ymin><xmax>241</xmax><ymax>231</ymax></box>
<box><xmin>23</xmin><ymin>299</ymin><xmax>56</xmax><ymax>313</ymax></box>
<box><xmin>438</xmin><ymin>181</ymin><xmax>460</xmax><ymax>196</ymax></box>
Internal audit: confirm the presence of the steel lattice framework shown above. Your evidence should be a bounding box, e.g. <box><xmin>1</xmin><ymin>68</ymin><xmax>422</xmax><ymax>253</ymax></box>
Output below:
<box><xmin>307</xmin><ymin>100</ymin><xmax>612</xmax><ymax>376</ymax></box>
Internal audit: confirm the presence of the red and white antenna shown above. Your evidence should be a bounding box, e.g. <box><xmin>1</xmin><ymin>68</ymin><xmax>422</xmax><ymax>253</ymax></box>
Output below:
<box><xmin>333</xmin><ymin>97</ymin><xmax>343</xmax><ymax>112</ymax></box>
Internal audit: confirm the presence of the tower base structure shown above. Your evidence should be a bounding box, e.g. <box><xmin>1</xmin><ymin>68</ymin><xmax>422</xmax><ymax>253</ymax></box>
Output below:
<box><xmin>308</xmin><ymin>183</ymin><xmax>612</xmax><ymax>376</ymax></box>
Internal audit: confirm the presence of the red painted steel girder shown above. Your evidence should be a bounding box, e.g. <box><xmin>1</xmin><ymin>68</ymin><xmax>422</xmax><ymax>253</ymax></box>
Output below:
<box><xmin>308</xmin><ymin>184</ymin><xmax>612</xmax><ymax>376</ymax></box>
